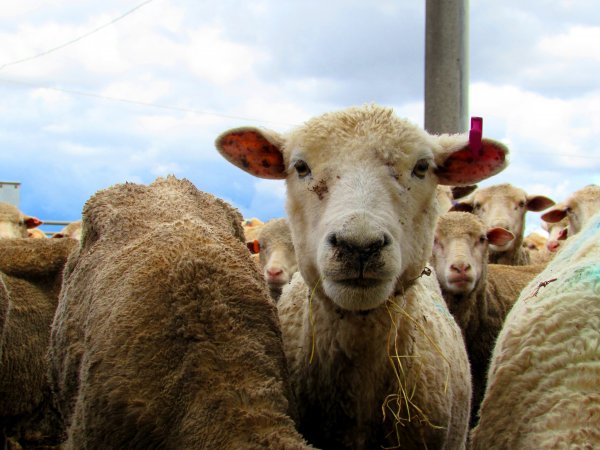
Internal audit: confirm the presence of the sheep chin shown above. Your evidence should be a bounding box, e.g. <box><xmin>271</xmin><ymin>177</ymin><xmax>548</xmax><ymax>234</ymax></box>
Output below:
<box><xmin>322</xmin><ymin>277</ymin><xmax>395</xmax><ymax>311</ymax></box>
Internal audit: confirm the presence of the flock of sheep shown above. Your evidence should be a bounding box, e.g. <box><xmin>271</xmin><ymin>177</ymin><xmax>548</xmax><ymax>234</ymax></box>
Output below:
<box><xmin>1</xmin><ymin>104</ymin><xmax>598</xmax><ymax>449</ymax></box>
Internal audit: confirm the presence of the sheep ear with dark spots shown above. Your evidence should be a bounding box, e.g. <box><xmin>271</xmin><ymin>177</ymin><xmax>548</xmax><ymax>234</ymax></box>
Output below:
<box><xmin>435</xmin><ymin>138</ymin><xmax>508</xmax><ymax>186</ymax></box>
<box><xmin>215</xmin><ymin>127</ymin><xmax>286</xmax><ymax>180</ymax></box>
<box><xmin>541</xmin><ymin>207</ymin><xmax>567</xmax><ymax>223</ymax></box>
<box><xmin>526</xmin><ymin>195</ymin><xmax>555</xmax><ymax>212</ymax></box>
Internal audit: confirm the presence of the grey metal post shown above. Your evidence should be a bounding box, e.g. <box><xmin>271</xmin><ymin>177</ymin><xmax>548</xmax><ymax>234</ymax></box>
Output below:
<box><xmin>424</xmin><ymin>0</ymin><xmax>469</xmax><ymax>134</ymax></box>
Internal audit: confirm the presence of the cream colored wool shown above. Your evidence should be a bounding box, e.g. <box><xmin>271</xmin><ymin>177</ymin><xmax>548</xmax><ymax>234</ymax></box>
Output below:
<box><xmin>215</xmin><ymin>105</ymin><xmax>513</xmax><ymax>449</ymax></box>
<box><xmin>0</xmin><ymin>202</ymin><xmax>41</xmax><ymax>239</ymax></box>
<box><xmin>471</xmin><ymin>210</ymin><xmax>600</xmax><ymax>449</ymax></box>
<box><xmin>542</xmin><ymin>184</ymin><xmax>600</xmax><ymax>235</ymax></box>
<box><xmin>0</xmin><ymin>237</ymin><xmax>77</xmax><ymax>448</ymax></box>
<box><xmin>48</xmin><ymin>176</ymin><xmax>311</xmax><ymax>450</ymax></box>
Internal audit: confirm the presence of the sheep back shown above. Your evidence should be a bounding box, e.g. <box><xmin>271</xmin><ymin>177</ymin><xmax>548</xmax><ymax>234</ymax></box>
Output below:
<box><xmin>49</xmin><ymin>176</ymin><xmax>310</xmax><ymax>450</ymax></box>
<box><xmin>0</xmin><ymin>238</ymin><xmax>76</xmax><ymax>446</ymax></box>
<box><xmin>471</xmin><ymin>212</ymin><xmax>600</xmax><ymax>449</ymax></box>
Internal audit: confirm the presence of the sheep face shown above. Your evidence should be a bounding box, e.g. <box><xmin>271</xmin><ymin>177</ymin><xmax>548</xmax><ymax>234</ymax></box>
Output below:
<box><xmin>452</xmin><ymin>184</ymin><xmax>554</xmax><ymax>253</ymax></box>
<box><xmin>432</xmin><ymin>212</ymin><xmax>514</xmax><ymax>295</ymax></box>
<box><xmin>256</xmin><ymin>219</ymin><xmax>298</xmax><ymax>300</ymax></box>
<box><xmin>217</xmin><ymin>105</ymin><xmax>508</xmax><ymax>311</ymax></box>
<box><xmin>541</xmin><ymin>184</ymin><xmax>600</xmax><ymax>235</ymax></box>
<box><xmin>541</xmin><ymin>218</ymin><xmax>568</xmax><ymax>252</ymax></box>
<box><xmin>0</xmin><ymin>202</ymin><xmax>42</xmax><ymax>239</ymax></box>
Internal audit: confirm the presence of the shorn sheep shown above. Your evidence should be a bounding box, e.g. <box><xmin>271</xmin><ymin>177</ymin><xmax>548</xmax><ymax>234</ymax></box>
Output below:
<box><xmin>0</xmin><ymin>238</ymin><xmax>77</xmax><ymax>449</ymax></box>
<box><xmin>48</xmin><ymin>176</ymin><xmax>311</xmax><ymax>450</ymax></box>
<box><xmin>216</xmin><ymin>104</ymin><xmax>510</xmax><ymax>449</ymax></box>
<box><xmin>248</xmin><ymin>218</ymin><xmax>298</xmax><ymax>302</ymax></box>
<box><xmin>430</xmin><ymin>212</ymin><xmax>545</xmax><ymax>427</ymax></box>
<box><xmin>451</xmin><ymin>183</ymin><xmax>554</xmax><ymax>265</ymax></box>
<box><xmin>470</xmin><ymin>209</ymin><xmax>600</xmax><ymax>449</ymax></box>
<box><xmin>0</xmin><ymin>202</ymin><xmax>42</xmax><ymax>239</ymax></box>
<box><xmin>541</xmin><ymin>183</ymin><xmax>600</xmax><ymax>235</ymax></box>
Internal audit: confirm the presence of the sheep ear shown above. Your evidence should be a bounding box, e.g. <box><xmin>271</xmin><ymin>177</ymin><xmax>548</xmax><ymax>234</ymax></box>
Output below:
<box><xmin>526</xmin><ymin>195</ymin><xmax>555</xmax><ymax>212</ymax></box>
<box><xmin>541</xmin><ymin>206</ymin><xmax>567</xmax><ymax>223</ymax></box>
<box><xmin>435</xmin><ymin>138</ymin><xmax>508</xmax><ymax>186</ymax></box>
<box><xmin>215</xmin><ymin>127</ymin><xmax>286</xmax><ymax>180</ymax></box>
<box><xmin>487</xmin><ymin>227</ymin><xmax>514</xmax><ymax>247</ymax></box>
<box><xmin>449</xmin><ymin>202</ymin><xmax>473</xmax><ymax>213</ymax></box>
<box><xmin>247</xmin><ymin>239</ymin><xmax>260</xmax><ymax>254</ymax></box>
<box><xmin>451</xmin><ymin>184</ymin><xmax>477</xmax><ymax>200</ymax></box>
<box><xmin>24</xmin><ymin>216</ymin><xmax>42</xmax><ymax>229</ymax></box>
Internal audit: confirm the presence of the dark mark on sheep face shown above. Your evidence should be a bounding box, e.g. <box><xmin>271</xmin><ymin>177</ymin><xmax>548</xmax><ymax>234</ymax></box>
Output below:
<box><xmin>310</xmin><ymin>179</ymin><xmax>329</xmax><ymax>200</ymax></box>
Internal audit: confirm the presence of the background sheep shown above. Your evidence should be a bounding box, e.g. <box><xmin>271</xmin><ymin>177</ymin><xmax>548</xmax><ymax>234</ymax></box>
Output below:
<box><xmin>28</xmin><ymin>228</ymin><xmax>48</xmax><ymax>239</ymax></box>
<box><xmin>431</xmin><ymin>211</ymin><xmax>545</xmax><ymax>427</ymax></box>
<box><xmin>541</xmin><ymin>216</ymin><xmax>569</xmax><ymax>253</ymax></box>
<box><xmin>451</xmin><ymin>183</ymin><xmax>555</xmax><ymax>265</ymax></box>
<box><xmin>51</xmin><ymin>220</ymin><xmax>82</xmax><ymax>241</ymax></box>
<box><xmin>48</xmin><ymin>176</ymin><xmax>311</xmax><ymax>450</ymax></box>
<box><xmin>0</xmin><ymin>238</ymin><xmax>76</xmax><ymax>449</ymax></box>
<box><xmin>470</xmin><ymin>209</ymin><xmax>600</xmax><ymax>449</ymax></box>
<box><xmin>216</xmin><ymin>104</ymin><xmax>511</xmax><ymax>449</ymax></box>
<box><xmin>0</xmin><ymin>202</ymin><xmax>43</xmax><ymax>239</ymax></box>
<box><xmin>249</xmin><ymin>218</ymin><xmax>298</xmax><ymax>301</ymax></box>
<box><xmin>541</xmin><ymin>183</ymin><xmax>600</xmax><ymax>235</ymax></box>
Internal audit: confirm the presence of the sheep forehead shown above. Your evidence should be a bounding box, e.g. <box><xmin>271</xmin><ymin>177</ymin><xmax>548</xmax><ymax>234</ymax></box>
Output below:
<box><xmin>0</xmin><ymin>202</ymin><xmax>22</xmax><ymax>223</ymax></box>
<box><xmin>284</xmin><ymin>105</ymin><xmax>435</xmax><ymax>167</ymax></box>
<box><xmin>473</xmin><ymin>183</ymin><xmax>526</xmax><ymax>205</ymax></box>
<box><xmin>567</xmin><ymin>185</ymin><xmax>600</xmax><ymax>206</ymax></box>
<box><xmin>436</xmin><ymin>212</ymin><xmax>486</xmax><ymax>241</ymax></box>
<box><xmin>259</xmin><ymin>219</ymin><xmax>292</xmax><ymax>244</ymax></box>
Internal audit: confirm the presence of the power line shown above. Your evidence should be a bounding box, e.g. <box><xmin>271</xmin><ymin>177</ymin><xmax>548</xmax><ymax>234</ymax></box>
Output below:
<box><xmin>0</xmin><ymin>77</ymin><xmax>297</xmax><ymax>127</ymax></box>
<box><xmin>0</xmin><ymin>0</ymin><xmax>156</xmax><ymax>71</ymax></box>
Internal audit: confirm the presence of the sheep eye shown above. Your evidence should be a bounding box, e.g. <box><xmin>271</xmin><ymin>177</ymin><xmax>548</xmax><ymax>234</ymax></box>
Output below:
<box><xmin>518</xmin><ymin>200</ymin><xmax>526</xmax><ymax>208</ymax></box>
<box><xmin>479</xmin><ymin>235</ymin><xmax>487</xmax><ymax>244</ymax></box>
<box><xmin>474</xmin><ymin>202</ymin><xmax>481</xmax><ymax>210</ymax></box>
<box><xmin>411</xmin><ymin>159</ymin><xmax>429</xmax><ymax>179</ymax></box>
<box><xmin>294</xmin><ymin>160</ymin><xmax>311</xmax><ymax>178</ymax></box>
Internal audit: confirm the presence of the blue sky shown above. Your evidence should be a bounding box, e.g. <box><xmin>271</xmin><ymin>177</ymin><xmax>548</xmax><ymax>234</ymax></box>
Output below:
<box><xmin>1</xmin><ymin>0</ymin><xmax>599</xmax><ymax>235</ymax></box>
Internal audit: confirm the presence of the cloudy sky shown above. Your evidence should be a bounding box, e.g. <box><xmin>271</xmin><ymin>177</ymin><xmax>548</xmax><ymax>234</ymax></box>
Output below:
<box><xmin>1</xmin><ymin>0</ymin><xmax>599</xmax><ymax>236</ymax></box>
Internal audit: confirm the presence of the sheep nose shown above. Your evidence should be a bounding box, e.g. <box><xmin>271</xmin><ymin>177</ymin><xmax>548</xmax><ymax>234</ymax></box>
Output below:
<box><xmin>450</xmin><ymin>262</ymin><xmax>471</xmax><ymax>275</ymax></box>
<box><xmin>327</xmin><ymin>232</ymin><xmax>391</xmax><ymax>261</ymax></box>
<box><xmin>267</xmin><ymin>268</ymin><xmax>283</xmax><ymax>277</ymax></box>
<box><xmin>547</xmin><ymin>241</ymin><xmax>560</xmax><ymax>252</ymax></box>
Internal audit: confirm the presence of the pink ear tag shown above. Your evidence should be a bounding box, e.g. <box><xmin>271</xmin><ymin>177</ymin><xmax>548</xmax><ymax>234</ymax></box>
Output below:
<box><xmin>469</xmin><ymin>117</ymin><xmax>483</xmax><ymax>155</ymax></box>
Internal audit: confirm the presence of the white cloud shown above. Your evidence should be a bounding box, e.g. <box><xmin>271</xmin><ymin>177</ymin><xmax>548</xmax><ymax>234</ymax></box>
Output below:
<box><xmin>538</xmin><ymin>26</ymin><xmax>600</xmax><ymax>62</ymax></box>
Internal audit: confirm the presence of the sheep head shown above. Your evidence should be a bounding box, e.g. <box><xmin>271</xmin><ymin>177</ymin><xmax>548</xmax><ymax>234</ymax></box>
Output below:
<box><xmin>216</xmin><ymin>105</ymin><xmax>508</xmax><ymax>311</ymax></box>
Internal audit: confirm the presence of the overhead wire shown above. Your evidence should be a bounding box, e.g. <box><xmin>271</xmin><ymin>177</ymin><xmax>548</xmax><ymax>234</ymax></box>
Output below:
<box><xmin>0</xmin><ymin>0</ymin><xmax>156</xmax><ymax>71</ymax></box>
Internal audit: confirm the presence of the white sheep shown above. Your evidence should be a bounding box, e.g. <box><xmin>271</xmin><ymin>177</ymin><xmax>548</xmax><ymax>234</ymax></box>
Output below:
<box><xmin>48</xmin><ymin>176</ymin><xmax>311</xmax><ymax>450</ymax></box>
<box><xmin>51</xmin><ymin>220</ymin><xmax>82</xmax><ymax>241</ymax></box>
<box><xmin>216</xmin><ymin>104</ymin><xmax>511</xmax><ymax>449</ymax></box>
<box><xmin>470</xmin><ymin>209</ymin><xmax>600</xmax><ymax>449</ymax></box>
<box><xmin>431</xmin><ymin>211</ymin><xmax>545</xmax><ymax>427</ymax></box>
<box><xmin>451</xmin><ymin>183</ymin><xmax>555</xmax><ymax>265</ymax></box>
<box><xmin>0</xmin><ymin>202</ymin><xmax>43</xmax><ymax>239</ymax></box>
<box><xmin>541</xmin><ymin>216</ymin><xmax>569</xmax><ymax>253</ymax></box>
<box><xmin>541</xmin><ymin>184</ymin><xmax>600</xmax><ymax>235</ymax></box>
<box><xmin>250</xmin><ymin>218</ymin><xmax>298</xmax><ymax>302</ymax></box>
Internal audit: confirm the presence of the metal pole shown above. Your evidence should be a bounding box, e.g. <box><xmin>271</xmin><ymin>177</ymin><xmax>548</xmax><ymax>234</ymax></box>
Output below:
<box><xmin>424</xmin><ymin>0</ymin><xmax>469</xmax><ymax>134</ymax></box>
